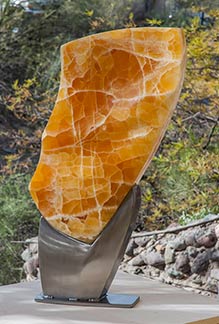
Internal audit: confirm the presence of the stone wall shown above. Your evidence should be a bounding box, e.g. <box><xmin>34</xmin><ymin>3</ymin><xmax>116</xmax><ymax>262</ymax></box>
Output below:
<box><xmin>121</xmin><ymin>215</ymin><xmax>219</xmax><ymax>296</ymax></box>
<box><xmin>21</xmin><ymin>215</ymin><xmax>219</xmax><ymax>296</ymax></box>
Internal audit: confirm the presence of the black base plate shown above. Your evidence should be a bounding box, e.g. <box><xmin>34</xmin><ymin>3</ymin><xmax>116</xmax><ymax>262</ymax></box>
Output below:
<box><xmin>35</xmin><ymin>293</ymin><xmax>140</xmax><ymax>308</ymax></box>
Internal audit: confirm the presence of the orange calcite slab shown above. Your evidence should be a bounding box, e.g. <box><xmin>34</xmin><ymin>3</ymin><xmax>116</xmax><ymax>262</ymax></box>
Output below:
<box><xmin>29</xmin><ymin>27</ymin><xmax>186</xmax><ymax>243</ymax></box>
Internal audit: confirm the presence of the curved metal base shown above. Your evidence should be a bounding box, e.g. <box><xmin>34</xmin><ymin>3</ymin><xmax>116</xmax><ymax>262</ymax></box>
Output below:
<box><xmin>35</xmin><ymin>293</ymin><xmax>140</xmax><ymax>308</ymax></box>
<box><xmin>37</xmin><ymin>185</ymin><xmax>141</xmax><ymax>303</ymax></box>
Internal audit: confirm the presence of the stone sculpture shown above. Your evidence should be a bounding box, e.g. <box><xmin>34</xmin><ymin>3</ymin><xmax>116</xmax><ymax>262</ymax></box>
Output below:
<box><xmin>29</xmin><ymin>27</ymin><xmax>186</xmax><ymax>243</ymax></box>
<box><xmin>29</xmin><ymin>27</ymin><xmax>186</xmax><ymax>307</ymax></box>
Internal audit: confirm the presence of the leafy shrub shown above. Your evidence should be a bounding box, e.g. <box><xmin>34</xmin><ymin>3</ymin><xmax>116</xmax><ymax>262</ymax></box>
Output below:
<box><xmin>140</xmin><ymin>137</ymin><xmax>219</xmax><ymax>230</ymax></box>
<box><xmin>0</xmin><ymin>174</ymin><xmax>40</xmax><ymax>285</ymax></box>
<box><xmin>178</xmin><ymin>208</ymin><xmax>212</xmax><ymax>225</ymax></box>
<box><xmin>137</xmin><ymin>8</ymin><xmax>219</xmax><ymax>230</ymax></box>
<box><xmin>0</xmin><ymin>78</ymin><xmax>54</xmax><ymax>174</ymax></box>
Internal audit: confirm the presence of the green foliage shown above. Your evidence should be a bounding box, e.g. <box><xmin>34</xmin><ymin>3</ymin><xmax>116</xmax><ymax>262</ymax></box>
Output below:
<box><xmin>137</xmin><ymin>6</ymin><xmax>219</xmax><ymax>230</ymax></box>
<box><xmin>140</xmin><ymin>139</ymin><xmax>219</xmax><ymax>229</ymax></box>
<box><xmin>0</xmin><ymin>174</ymin><xmax>40</xmax><ymax>285</ymax></box>
<box><xmin>0</xmin><ymin>78</ymin><xmax>54</xmax><ymax>174</ymax></box>
<box><xmin>178</xmin><ymin>208</ymin><xmax>212</xmax><ymax>225</ymax></box>
<box><xmin>145</xmin><ymin>18</ymin><xmax>163</xmax><ymax>26</ymax></box>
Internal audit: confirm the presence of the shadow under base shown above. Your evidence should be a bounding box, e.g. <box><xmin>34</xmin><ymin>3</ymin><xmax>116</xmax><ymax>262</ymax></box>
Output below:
<box><xmin>35</xmin><ymin>293</ymin><xmax>140</xmax><ymax>308</ymax></box>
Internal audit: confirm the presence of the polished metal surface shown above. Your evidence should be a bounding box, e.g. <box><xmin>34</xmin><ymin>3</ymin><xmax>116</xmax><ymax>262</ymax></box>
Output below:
<box><xmin>35</xmin><ymin>293</ymin><xmax>140</xmax><ymax>308</ymax></box>
<box><xmin>38</xmin><ymin>185</ymin><xmax>141</xmax><ymax>300</ymax></box>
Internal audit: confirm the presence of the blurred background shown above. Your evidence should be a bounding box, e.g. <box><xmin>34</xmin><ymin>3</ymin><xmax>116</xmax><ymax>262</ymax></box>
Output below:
<box><xmin>0</xmin><ymin>0</ymin><xmax>218</xmax><ymax>285</ymax></box>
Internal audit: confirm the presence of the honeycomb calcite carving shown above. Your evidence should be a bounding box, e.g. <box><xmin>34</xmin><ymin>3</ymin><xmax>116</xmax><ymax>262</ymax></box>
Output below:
<box><xmin>29</xmin><ymin>27</ymin><xmax>186</xmax><ymax>243</ymax></box>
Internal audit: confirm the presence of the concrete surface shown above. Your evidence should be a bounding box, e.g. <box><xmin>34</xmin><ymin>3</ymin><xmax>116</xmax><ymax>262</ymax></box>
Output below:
<box><xmin>0</xmin><ymin>271</ymin><xmax>219</xmax><ymax>324</ymax></box>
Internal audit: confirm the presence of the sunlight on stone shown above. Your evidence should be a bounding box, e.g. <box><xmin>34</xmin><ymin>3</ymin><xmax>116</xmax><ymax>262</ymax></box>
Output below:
<box><xmin>29</xmin><ymin>27</ymin><xmax>186</xmax><ymax>243</ymax></box>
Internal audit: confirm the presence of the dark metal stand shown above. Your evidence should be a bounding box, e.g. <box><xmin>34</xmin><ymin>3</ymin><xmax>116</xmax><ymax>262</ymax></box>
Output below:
<box><xmin>36</xmin><ymin>185</ymin><xmax>141</xmax><ymax>308</ymax></box>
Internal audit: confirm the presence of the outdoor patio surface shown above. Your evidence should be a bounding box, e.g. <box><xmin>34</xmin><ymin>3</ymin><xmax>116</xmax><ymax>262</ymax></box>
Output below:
<box><xmin>0</xmin><ymin>271</ymin><xmax>219</xmax><ymax>324</ymax></box>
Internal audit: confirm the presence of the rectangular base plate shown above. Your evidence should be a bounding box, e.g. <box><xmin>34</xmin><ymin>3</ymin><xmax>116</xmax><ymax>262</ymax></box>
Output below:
<box><xmin>35</xmin><ymin>293</ymin><xmax>140</xmax><ymax>308</ymax></box>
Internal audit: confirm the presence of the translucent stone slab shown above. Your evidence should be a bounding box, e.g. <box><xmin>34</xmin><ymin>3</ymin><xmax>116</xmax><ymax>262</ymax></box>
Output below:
<box><xmin>29</xmin><ymin>27</ymin><xmax>186</xmax><ymax>243</ymax></box>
